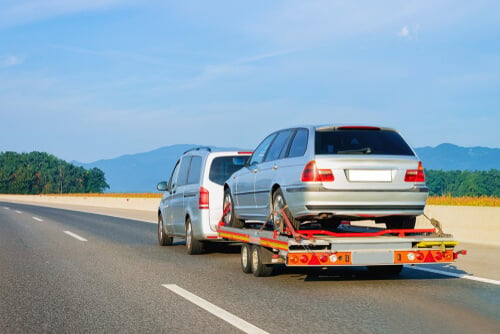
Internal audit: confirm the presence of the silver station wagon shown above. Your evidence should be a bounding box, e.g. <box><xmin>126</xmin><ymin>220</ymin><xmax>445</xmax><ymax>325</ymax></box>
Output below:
<box><xmin>223</xmin><ymin>125</ymin><xmax>428</xmax><ymax>230</ymax></box>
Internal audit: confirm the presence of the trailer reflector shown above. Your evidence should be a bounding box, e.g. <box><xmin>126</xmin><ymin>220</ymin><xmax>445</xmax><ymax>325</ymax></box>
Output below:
<box><xmin>287</xmin><ymin>252</ymin><xmax>352</xmax><ymax>266</ymax></box>
<box><xmin>394</xmin><ymin>250</ymin><xmax>454</xmax><ymax>264</ymax></box>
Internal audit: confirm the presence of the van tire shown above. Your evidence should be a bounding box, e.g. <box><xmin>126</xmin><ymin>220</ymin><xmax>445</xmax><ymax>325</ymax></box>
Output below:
<box><xmin>158</xmin><ymin>214</ymin><xmax>173</xmax><ymax>246</ymax></box>
<box><xmin>186</xmin><ymin>217</ymin><xmax>203</xmax><ymax>255</ymax></box>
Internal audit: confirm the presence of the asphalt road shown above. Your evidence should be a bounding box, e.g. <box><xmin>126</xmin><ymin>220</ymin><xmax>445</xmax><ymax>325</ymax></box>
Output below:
<box><xmin>1</xmin><ymin>202</ymin><xmax>499</xmax><ymax>334</ymax></box>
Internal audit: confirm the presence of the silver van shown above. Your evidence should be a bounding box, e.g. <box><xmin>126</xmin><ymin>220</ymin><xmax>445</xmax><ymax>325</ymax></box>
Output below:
<box><xmin>157</xmin><ymin>147</ymin><xmax>250</xmax><ymax>254</ymax></box>
<box><xmin>223</xmin><ymin>125</ymin><xmax>428</xmax><ymax>230</ymax></box>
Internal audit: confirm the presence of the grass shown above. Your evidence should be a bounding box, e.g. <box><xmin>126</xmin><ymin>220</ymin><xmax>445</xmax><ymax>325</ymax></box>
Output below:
<box><xmin>43</xmin><ymin>193</ymin><xmax>163</xmax><ymax>198</ymax></box>
<box><xmin>426</xmin><ymin>195</ymin><xmax>499</xmax><ymax>207</ymax></box>
<box><xmin>38</xmin><ymin>193</ymin><xmax>499</xmax><ymax>207</ymax></box>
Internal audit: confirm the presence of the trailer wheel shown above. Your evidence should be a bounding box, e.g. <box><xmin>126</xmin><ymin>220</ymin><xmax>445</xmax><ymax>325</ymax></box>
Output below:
<box><xmin>367</xmin><ymin>265</ymin><xmax>403</xmax><ymax>277</ymax></box>
<box><xmin>158</xmin><ymin>214</ymin><xmax>173</xmax><ymax>246</ymax></box>
<box><xmin>223</xmin><ymin>188</ymin><xmax>244</xmax><ymax>228</ymax></box>
<box><xmin>251</xmin><ymin>245</ymin><xmax>273</xmax><ymax>277</ymax></box>
<box><xmin>272</xmin><ymin>188</ymin><xmax>299</xmax><ymax>231</ymax></box>
<box><xmin>186</xmin><ymin>217</ymin><xmax>204</xmax><ymax>255</ymax></box>
<box><xmin>241</xmin><ymin>244</ymin><xmax>253</xmax><ymax>274</ymax></box>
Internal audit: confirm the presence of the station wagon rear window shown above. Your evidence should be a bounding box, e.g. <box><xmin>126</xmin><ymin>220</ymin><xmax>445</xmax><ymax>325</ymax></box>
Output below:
<box><xmin>315</xmin><ymin>129</ymin><xmax>414</xmax><ymax>156</ymax></box>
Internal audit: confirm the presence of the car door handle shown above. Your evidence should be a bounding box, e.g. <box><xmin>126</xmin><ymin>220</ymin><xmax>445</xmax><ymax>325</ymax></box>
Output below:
<box><xmin>272</xmin><ymin>165</ymin><xmax>279</xmax><ymax>170</ymax></box>
<box><xmin>252</xmin><ymin>169</ymin><xmax>259</xmax><ymax>173</ymax></box>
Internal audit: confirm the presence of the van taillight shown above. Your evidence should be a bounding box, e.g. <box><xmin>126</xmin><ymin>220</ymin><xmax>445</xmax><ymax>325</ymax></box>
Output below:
<box><xmin>301</xmin><ymin>161</ymin><xmax>334</xmax><ymax>182</ymax></box>
<box><xmin>199</xmin><ymin>187</ymin><xmax>209</xmax><ymax>209</ymax></box>
<box><xmin>405</xmin><ymin>162</ymin><xmax>425</xmax><ymax>182</ymax></box>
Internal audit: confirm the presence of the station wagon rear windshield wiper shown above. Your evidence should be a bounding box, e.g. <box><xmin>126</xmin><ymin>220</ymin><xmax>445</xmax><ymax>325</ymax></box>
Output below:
<box><xmin>337</xmin><ymin>147</ymin><xmax>372</xmax><ymax>154</ymax></box>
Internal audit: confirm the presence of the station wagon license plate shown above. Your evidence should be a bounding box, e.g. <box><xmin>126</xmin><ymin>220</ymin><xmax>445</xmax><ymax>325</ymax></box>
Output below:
<box><xmin>347</xmin><ymin>170</ymin><xmax>392</xmax><ymax>182</ymax></box>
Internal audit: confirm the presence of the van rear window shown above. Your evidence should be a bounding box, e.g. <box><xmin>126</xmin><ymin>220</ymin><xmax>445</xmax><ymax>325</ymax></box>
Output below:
<box><xmin>209</xmin><ymin>156</ymin><xmax>249</xmax><ymax>185</ymax></box>
<box><xmin>315</xmin><ymin>129</ymin><xmax>414</xmax><ymax>156</ymax></box>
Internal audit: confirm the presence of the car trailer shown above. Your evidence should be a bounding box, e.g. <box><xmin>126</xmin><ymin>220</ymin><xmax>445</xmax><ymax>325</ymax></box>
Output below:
<box><xmin>217</xmin><ymin>204</ymin><xmax>466</xmax><ymax>277</ymax></box>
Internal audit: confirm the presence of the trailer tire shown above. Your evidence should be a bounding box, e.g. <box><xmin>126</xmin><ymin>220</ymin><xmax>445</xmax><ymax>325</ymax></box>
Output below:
<box><xmin>223</xmin><ymin>188</ymin><xmax>244</xmax><ymax>228</ymax></box>
<box><xmin>367</xmin><ymin>265</ymin><xmax>403</xmax><ymax>277</ymax></box>
<box><xmin>241</xmin><ymin>244</ymin><xmax>253</xmax><ymax>274</ymax></box>
<box><xmin>251</xmin><ymin>245</ymin><xmax>273</xmax><ymax>277</ymax></box>
<box><xmin>186</xmin><ymin>217</ymin><xmax>204</xmax><ymax>255</ymax></box>
<box><xmin>158</xmin><ymin>214</ymin><xmax>173</xmax><ymax>246</ymax></box>
<box><xmin>272</xmin><ymin>188</ymin><xmax>299</xmax><ymax>231</ymax></box>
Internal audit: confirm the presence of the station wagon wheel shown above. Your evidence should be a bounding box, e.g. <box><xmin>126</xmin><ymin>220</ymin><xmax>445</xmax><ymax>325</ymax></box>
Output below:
<box><xmin>158</xmin><ymin>213</ymin><xmax>173</xmax><ymax>246</ymax></box>
<box><xmin>223</xmin><ymin>188</ymin><xmax>244</xmax><ymax>228</ymax></box>
<box><xmin>241</xmin><ymin>244</ymin><xmax>252</xmax><ymax>274</ymax></box>
<box><xmin>186</xmin><ymin>217</ymin><xmax>204</xmax><ymax>255</ymax></box>
<box><xmin>250</xmin><ymin>245</ymin><xmax>273</xmax><ymax>277</ymax></box>
<box><xmin>385</xmin><ymin>216</ymin><xmax>416</xmax><ymax>230</ymax></box>
<box><xmin>272</xmin><ymin>188</ymin><xmax>299</xmax><ymax>231</ymax></box>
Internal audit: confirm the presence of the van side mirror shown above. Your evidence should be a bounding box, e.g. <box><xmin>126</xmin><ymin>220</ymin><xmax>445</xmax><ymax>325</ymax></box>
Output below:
<box><xmin>157</xmin><ymin>181</ymin><xmax>171</xmax><ymax>192</ymax></box>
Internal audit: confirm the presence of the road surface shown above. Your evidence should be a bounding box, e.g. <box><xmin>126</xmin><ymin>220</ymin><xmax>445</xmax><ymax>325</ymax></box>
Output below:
<box><xmin>1</xmin><ymin>202</ymin><xmax>499</xmax><ymax>333</ymax></box>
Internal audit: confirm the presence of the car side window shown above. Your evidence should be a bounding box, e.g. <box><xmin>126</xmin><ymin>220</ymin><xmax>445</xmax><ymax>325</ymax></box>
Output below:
<box><xmin>264</xmin><ymin>130</ymin><xmax>293</xmax><ymax>162</ymax></box>
<box><xmin>187</xmin><ymin>156</ymin><xmax>202</xmax><ymax>184</ymax></box>
<box><xmin>288</xmin><ymin>128</ymin><xmax>309</xmax><ymax>158</ymax></box>
<box><xmin>169</xmin><ymin>160</ymin><xmax>181</xmax><ymax>191</ymax></box>
<box><xmin>177</xmin><ymin>157</ymin><xmax>191</xmax><ymax>187</ymax></box>
<box><xmin>249</xmin><ymin>133</ymin><xmax>277</xmax><ymax>165</ymax></box>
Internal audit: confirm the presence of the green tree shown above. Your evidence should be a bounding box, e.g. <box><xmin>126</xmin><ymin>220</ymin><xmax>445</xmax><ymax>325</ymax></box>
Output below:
<box><xmin>0</xmin><ymin>151</ymin><xmax>109</xmax><ymax>194</ymax></box>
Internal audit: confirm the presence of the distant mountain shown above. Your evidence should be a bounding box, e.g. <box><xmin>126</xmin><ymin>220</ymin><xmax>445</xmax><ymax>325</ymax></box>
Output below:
<box><xmin>415</xmin><ymin>143</ymin><xmax>499</xmax><ymax>171</ymax></box>
<box><xmin>74</xmin><ymin>143</ymin><xmax>499</xmax><ymax>193</ymax></box>
<box><xmin>73</xmin><ymin>144</ymin><xmax>243</xmax><ymax>193</ymax></box>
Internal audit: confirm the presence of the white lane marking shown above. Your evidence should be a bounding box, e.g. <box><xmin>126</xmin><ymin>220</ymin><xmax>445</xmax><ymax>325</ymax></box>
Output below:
<box><xmin>63</xmin><ymin>231</ymin><xmax>88</xmax><ymax>242</ymax></box>
<box><xmin>162</xmin><ymin>284</ymin><xmax>269</xmax><ymax>334</ymax></box>
<box><xmin>15</xmin><ymin>210</ymin><xmax>22</xmax><ymax>214</ymax></box>
<box><xmin>407</xmin><ymin>266</ymin><xmax>500</xmax><ymax>286</ymax></box>
<box><xmin>3</xmin><ymin>206</ymin><xmax>10</xmax><ymax>210</ymax></box>
<box><xmin>32</xmin><ymin>217</ymin><xmax>43</xmax><ymax>222</ymax></box>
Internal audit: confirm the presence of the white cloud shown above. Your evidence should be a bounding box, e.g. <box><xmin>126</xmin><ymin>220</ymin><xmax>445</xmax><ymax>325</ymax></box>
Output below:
<box><xmin>0</xmin><ymin>55</ymin><xmax>24</xmax><ymax>67</ymax></box>
<box><xmin>398</xmin><ymin>25</ymin><xmax>410</xmax><ymax>37</ymax></box>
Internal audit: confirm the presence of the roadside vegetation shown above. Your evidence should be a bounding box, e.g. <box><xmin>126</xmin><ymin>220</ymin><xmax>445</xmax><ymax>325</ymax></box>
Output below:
<box><xmin>0</xmin><ymin>152</ymin><xmax>109</xmax><ymax>194</ymax></box>
<box><xmin>33</xmin><ymin>193</ymin><xmax>499</xmax><ymax>207</ymax></box>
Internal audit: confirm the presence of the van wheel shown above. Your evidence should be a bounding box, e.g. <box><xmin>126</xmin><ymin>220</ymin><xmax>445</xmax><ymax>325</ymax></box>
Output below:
<box><xmin>251</xmin><ymin>245</ymin><xmax>273</xmax><ymax>277</ymax></box>
<box><xmin>272</xmin><ymin>188</ymin><xmax>299</xmax><ymax>231</ymax></box>
<box><xmin>186</xmin><ymin>217</ymin><xmax>203</xmax><ymax>255</ymax></box>
<box><xmin>223</xmin><ymin>188</ymin><xmax>244</xmax><ymax>228</ymax></box>
<box><xmin>241</xmin><ymin>244</ymin><xmax>253</xmax><ymax>274</ymax></box>
<box><xmin>385</xmin><ymin>216</ymin><xmax>416</xmax><ymax>230</ymax></box>
<box><xmin>158</xmin><ymin>214</ymin><xmax>173</xmax><ymax>246</ymax></box>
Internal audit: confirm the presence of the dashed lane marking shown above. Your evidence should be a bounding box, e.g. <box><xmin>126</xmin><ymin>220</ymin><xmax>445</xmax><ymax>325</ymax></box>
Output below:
<box><xmin>407</xmin><ymin>266</ymin><xmax>500</xmax><ymax>286</ymax></box>
<box><xmin>162</xmin><ymin>284</ymin><xmax>269</xmax><ymax>334</ymax></box>
<box><xmin>15</xmin><ymin>210</ymin><xmax>22</xmax><ymax>214</ymax></box>
<box><xmin>32</xmin><ymin>217</ymin><xmax>43</xmax><ymax>222</ymax></box>
<box><xmin>63</xmin><ymin>231</ymin><xmax>88</xmax><ymax>242</ymax></box>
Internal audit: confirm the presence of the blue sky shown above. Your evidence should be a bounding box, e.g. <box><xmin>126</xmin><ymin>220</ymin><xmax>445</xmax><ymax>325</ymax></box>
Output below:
<box><xmin>1</xmin><ymin>0</ymin><xmax>499</xmax><ymax>163</ymax></box>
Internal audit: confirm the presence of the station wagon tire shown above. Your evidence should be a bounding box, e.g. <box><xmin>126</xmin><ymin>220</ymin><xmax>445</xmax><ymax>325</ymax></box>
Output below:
<box><xmin>158</xmin><ymin>214</ymin><xmax>173</xmax><ymax>246</ymax></box>
<box><xmin>367</xmin><ymin>265</ymin><xmax>403</xmax><ymax>277</ymax></box>
<box><xmin>223</xmin><ymin>188</ymin><xmax>244</xmax><ymax>228</ymax></box>
<box><xmin>241</xmin><ymin>244</ymin><xmax>253</xmax><ymax>274</ymax></box>
<box><xmin>272</xmin><ymin>188</ymin><xmax>299</xmax><ymax>231</ymax></box>
<box><xmin>186</xmin><ymin>217</ymin><xmax>204</xmax><ymax>255</ymax></box>
<box><xmin>385</xmin><ymin>216</ymin><xmax>416</xmax><ymax>230</ymax></box>
<box><xmin>250</xmin><ymin>245</ymin><xmax>273</xmax><ymax>277</ymax></box>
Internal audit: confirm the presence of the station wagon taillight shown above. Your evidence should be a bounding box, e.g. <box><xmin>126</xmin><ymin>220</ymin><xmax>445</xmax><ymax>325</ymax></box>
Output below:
<box><xmin>301</xmin><ymin>161</ymin><xmax>334</xmax><ymax>182</ymax></box>
<box><xmin>199</xmin><ymin>187</ymin><xmax>209</xmax><ymax>209</ymax></box>
<box><xmin>405</xmin><ymin>161</ymin><xmax>425</xmax><ymax>182</ymax></box>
